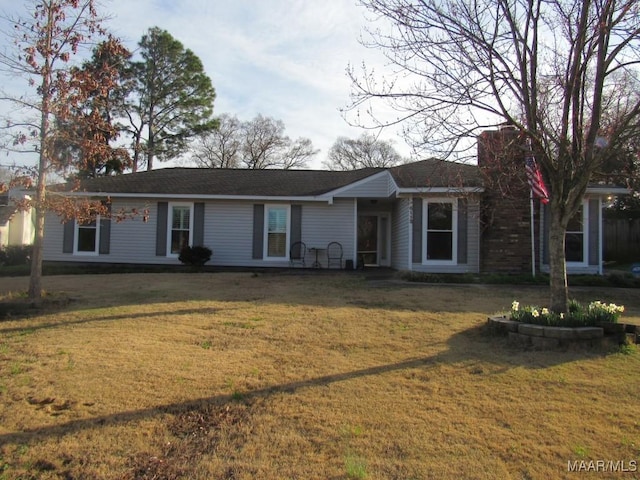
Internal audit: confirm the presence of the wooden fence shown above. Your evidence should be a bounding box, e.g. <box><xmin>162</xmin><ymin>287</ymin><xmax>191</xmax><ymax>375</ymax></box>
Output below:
<box><xmin>603</xmin><ymin>218</ymin><xmax>640</xmax><ymax>262</ymax></box>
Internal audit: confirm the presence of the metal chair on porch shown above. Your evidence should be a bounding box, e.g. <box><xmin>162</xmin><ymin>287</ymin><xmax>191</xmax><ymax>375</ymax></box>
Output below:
<box><xmin>289</xmin><ymin>241</ymin><xmax>307</xmax><ymax>268</ymax></box>
<box><xmin>326</xmin><ymin>241</ymin><xmax>343</xmax><ymax>269</ymax></box>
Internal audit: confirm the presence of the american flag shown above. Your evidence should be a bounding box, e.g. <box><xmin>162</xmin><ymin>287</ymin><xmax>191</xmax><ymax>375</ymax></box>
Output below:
<box><xmin>525</xmin><ymin>156</ymin><xmax>549</xmax><ymax>204</ymax></box>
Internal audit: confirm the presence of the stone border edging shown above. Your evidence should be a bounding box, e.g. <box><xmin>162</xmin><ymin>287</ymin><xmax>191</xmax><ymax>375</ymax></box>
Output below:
<box><xmin>487</xmin><ymin>316</ymin><xmax>639</xmax><ymax>350</ymax></box>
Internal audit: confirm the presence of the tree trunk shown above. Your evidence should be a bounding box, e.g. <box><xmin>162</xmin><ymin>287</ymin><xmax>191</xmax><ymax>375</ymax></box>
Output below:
<box><xmin>132</xmin><ymin>129</ymin><xmax>142</xmax><ymax>173</ymax></box>
<box><xmin>28</xmin><ymin>117</ymin><xmax>47</xmax><ymax>300</ymax></box>
<box><xmin>548</xmin><ymin>210</ymin><xmax>569</xmax><ymax>313</ymax></box>
<box><xmin>147</xmin><ymin>112</ymin><xmax>154</xmax><ymax>171</ymax></box>
<box><xmin>29</xmin><ymin>35</ymin><xmax>51</xmax><ymax>301</ymax></box>
<box><xmin>28</xmin><ymin>204</ymin><xmax>45</xmax><ymax>300</ymax></box>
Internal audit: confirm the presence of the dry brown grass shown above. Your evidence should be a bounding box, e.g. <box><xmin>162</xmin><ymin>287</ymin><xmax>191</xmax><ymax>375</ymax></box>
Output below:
<box><xmin>0</xmin><ymin>271</ymin><xmax>638</xmax><ymax>480</ymax></box>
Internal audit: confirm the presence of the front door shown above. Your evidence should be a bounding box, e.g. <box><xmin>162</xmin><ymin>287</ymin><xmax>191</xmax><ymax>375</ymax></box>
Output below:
<box><xmin>357</xmin><ymin>214</ymin><xmax>390</xmax><ymax>267</ymax></box>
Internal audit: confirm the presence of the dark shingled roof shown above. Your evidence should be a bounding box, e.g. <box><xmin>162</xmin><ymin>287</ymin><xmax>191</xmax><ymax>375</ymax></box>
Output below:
<box><xmin>64</xmin><ymin>159</ymin><xmax>483</xmax><ymax>197</ymax></box>
<box><xmin>69</xmin><ymin>167</ymin><xmax>385</xmax><ymax>196</ymax></box>
<box><xmin>390</xmin><ymin>159</ymin><xmax>483</xmax><ymax>189</ymax></box>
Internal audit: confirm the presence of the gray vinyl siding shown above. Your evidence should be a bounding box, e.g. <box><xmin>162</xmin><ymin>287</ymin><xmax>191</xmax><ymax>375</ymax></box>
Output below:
<box><xmin>391</xmin><ymin>198</ymin><xmax>410</xmax><ymax>270</ymax></box>
<box><xmin>43</xmin><ymin>213</ymin><xmax>65</xmax><ymax>259</ymax></box>
<box><xmin>205</xmin><ymin>201</ymin><xmax>264</xmax><ymax>267</ymax></box>
<box><xmin>44</xmin><ymin>200</ymin><xmax>172</xmax><ymax>264</ymax></box>
<box><xmin>333</xmin><ymin>172</ymin><xmax>394</xmax><ymax>198</ymax></box>
<box><xmin>202</xmin><ymin>199</ymin><xmax>355</xmax><ymax>268</ymax></box>
<box><xmin>44</xmin><ymin>197</ymin><xmax>357</xmax><ymax>268</ymax></box>
<box><xmin>541</xmin><ymin>198</ymin><xmax>601</xmax><ymax>275</ymax></box>
<box><xmin>110</xmin><ymin>201</ymin><xmax>165</xmax><ymax>263</ymax></box>
<box><xmin>409</xmin><ymin>196</ymin><xmax>480</xmax><ymax>274</ymax></box>
<box><xmin>299</xmin><ymin>199</ymin><xmax>355</xmax><ymax>267</ymax></box>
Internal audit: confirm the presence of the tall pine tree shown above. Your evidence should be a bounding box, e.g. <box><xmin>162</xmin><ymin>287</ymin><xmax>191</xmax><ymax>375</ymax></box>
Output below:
<box><xmin>125</xmin><ymin>27</ymin><xmax>217</xmax><ymax>171</ymax></box>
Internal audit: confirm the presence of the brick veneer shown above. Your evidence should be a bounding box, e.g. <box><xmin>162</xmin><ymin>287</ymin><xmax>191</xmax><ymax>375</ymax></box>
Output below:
<box><xmin>477</xmin><ymin>128</ymin><xmax>543</xmax><ymax>273</ymax></box>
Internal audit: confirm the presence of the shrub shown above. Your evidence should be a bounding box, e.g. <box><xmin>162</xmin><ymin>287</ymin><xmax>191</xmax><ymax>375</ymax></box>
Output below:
<box><xmin>0</xmin><ymin>245</ymin><xmax>32</xmax><ymax>267</ymax></box>
<box><xmin>403</xmin><ymin>272</ymin><xmax>478</xmax><ymax>284</ymax></box>
<box><xmin>178</xmin><ymin>245</ymin><xmax>212</xmax><ymax>266</ymax></box>
<box><xmin>509</xmin><ymin>299</ymin><xmax>625</xmax><ymax>327</ymax></box>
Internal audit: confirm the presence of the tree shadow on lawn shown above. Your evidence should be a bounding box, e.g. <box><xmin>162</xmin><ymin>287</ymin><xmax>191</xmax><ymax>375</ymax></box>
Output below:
<box><xmin>446</xmin><ymin>321</ymin><xmax>616</xmax><ymax>370</ymax></box>
<box><xmin>0</xmin><ymin>306</ymin><xmax>230</xmax><ymax>335</ymax></box>
<box><xmin>0</xmin><ymin>321</ymin><xmax>604</xmax><ymax>449</ymax></box>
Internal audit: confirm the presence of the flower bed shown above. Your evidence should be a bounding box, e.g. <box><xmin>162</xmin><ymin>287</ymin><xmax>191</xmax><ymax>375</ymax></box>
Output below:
<box><xmin>487</xmin><ymin>299</ymin><xmax>636</xmax><ymax>351</ymax></box>
<box><xmin>509</xmin><ymin>299</ymin><xmax>624</xmax><ymax>327</ymax></box>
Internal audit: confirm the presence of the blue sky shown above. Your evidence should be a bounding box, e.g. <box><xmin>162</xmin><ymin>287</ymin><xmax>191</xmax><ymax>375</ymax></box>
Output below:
<box><xmin>0</xmin><ymin>0</ymin><xmax>411</xmax><ymax>170</ymax></box>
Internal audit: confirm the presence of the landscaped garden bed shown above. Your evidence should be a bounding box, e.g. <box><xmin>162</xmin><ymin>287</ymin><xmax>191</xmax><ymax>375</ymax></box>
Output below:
<box><xmin>487</xmin><ymin>315</ymin><xmax>638</xmax><ymax>350</ymax></box>
<box><xmin>488</xmin><ymin>299</ymin><xmax>637</xmax><ymax>350</ymax></box>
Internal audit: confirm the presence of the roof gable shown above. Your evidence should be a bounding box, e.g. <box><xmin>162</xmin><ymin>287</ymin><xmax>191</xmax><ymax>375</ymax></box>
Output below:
<box><xmin>330</xmin><ymin>170</ymin><xmax>396</xmax><ymax>198</ymax></box>
<box><xmin>390</xmin><ymin>159</ymin><xmax>483</xmax><ymax>190</ymax></box>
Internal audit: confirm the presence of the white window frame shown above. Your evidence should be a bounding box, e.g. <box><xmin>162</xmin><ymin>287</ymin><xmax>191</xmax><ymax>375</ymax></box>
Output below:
<box><xmin>167</xmin><ymin>202</ymin><xmax>194</xmax><ymax>258</ymax></box>
<box><xmin>74</xmin><ymin>215</ymin><xmax>101</xmax><ymax>255</ymax></box>
<box><xmin>565</xmin><ymin>199</ymin><xmax>588</xmax><ymax>267</ymax></box>
<box><xmin>422</xmin><ymin>198</ymin><xmax>458</xmax><ymax>265</ymax></box>
<box><xmin>263</xmin><ymin>204</ymin><xmax>290</xmax><ymax>261</ymax></box>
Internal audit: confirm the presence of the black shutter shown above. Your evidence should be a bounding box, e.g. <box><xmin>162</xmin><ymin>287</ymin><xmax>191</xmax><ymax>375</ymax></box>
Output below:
<box><xmin>290</xmin><ymin>205</ymin><xmax>302</xmax><ymax>248</ymax></box>
<box><xmin>412</xmin><ymin>198</ymin><xmax>422</xmax><ymax>263</ymax></box>
<box><xmin>193</xmin><ymin>202</ymin><xmax>205</xmax><ymax>247</ymax></box>
<box><xmin>63</xmin><ymin>220</ymin><xmax>75</xmax><ymax>253</ymax></box>
<box><xmin>99</xmin><ymin>203</ymin><xmax>111</xmax><ymax>255</ymax></box>
<box><xmin>457</xmin><ymin>199</ymin><xmax>468</xmax><ymax>264</ymax></box>
<box><xmin>156</xmin><ymin>202</ymin><xmax>168</xmax><ymax>256</ymax></box>
<box><xmin>252</xmin><ymin>204</ymin><xmax>264</xmax><ymax>259</ymax></box>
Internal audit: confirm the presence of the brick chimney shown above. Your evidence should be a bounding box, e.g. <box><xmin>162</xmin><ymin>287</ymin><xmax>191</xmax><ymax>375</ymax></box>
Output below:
<box><xmin>477</xmin><ymin>127</ymin><xmax>541</xmax><ymax>274</ymax></box>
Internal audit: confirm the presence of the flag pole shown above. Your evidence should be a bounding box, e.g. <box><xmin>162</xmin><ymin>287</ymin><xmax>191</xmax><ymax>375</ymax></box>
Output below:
<box><xmin>530</xmin><ymin>190</ymin><xmax>536</xmax><ymax>277</ymax></box>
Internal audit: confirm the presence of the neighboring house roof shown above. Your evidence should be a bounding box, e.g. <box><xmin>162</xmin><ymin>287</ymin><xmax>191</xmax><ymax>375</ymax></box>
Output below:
<box><xmin>63</xmin><ymin>159</ymin><xmax>485</xmax><ymax>198</ymax></box>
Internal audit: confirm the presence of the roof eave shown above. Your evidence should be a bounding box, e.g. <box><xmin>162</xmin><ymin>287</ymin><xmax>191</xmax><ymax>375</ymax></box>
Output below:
<box><xmin>585</xmin><ymin>186</ymin><xmax>630</xmax><ymax>195</ymax></box>
<box><xmin>62</xmin><ymin>191</ymin><xmax>336</xmax><ymax>203</ymax></box>
<box><xmin>395</xmin><ymin>187</ymin><xmax>485</xmax><ymax>196</ymax></box>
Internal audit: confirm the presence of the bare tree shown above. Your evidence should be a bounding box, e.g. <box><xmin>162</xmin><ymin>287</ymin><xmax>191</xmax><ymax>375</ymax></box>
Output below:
<box><xmin>241</xmin><ymin>114</ymin><xmax>317</xmax><ymax>169</ymax></box>
<box><xmin>192</xmin><ymin>113</ymin><xmax>242</xmax><ymax>168</ymax></box>
<box><xmin>324</xmin><ymin>133</ymin><xmax>403</xmax><ymax>170</ymax></box>
<box><xmin>192</xmin><ymin>114</ymin><xmax>318</xmax><ymax>169</ymax></box>
<box><xmin>0</xmin><ymin>1</ymin><xmax>127</xmax><ymax>299</ymax></box>
<box><xmin>280</xmin><ymin>137</ymin><xmax>318</xmax><ymax>170</ymax></box>
<box><xmin>349</xmin><ymin>0</ymin><xmax>640</xmax><ymax>312</ymax></box>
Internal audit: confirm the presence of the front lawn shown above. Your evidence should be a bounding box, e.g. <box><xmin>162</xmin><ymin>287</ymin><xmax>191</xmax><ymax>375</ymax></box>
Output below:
<box><xmin>0</xmin><ymin>272</ymin><xmax>638</xmax><ymax>479</ymax></box>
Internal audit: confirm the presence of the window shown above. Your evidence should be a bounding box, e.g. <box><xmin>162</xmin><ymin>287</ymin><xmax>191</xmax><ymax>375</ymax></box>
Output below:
<box><xmin>565</xmin><ymin>202</ymin><xmax>587</xmax><ymax>264</ymax></box>
<box><xmin>265</xmin><ymin>205</ymin><xmax>289</xmax><ymax>259</ymax></box>
<box><xmin>75</xmin><ymin>217</ymin><xmax>100</xmax><ymax>254</ymax></box>
<box><xmin>423</xmin><ymin>199</ymin><xmax>457</xmax><ymax>264</ymax></box>
<box><xmin>169</xmin><ymin>204</ymin><xmax>193</xmax><ymax>255</ymax></box>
